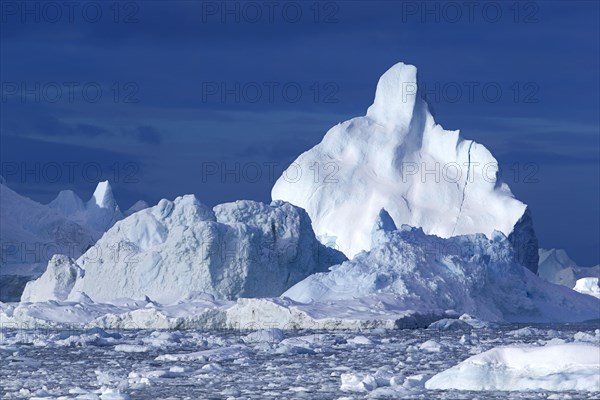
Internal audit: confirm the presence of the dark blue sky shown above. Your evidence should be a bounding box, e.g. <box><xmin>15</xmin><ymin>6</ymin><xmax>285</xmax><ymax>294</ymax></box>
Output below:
<box><xmin>1</xmin><ymin>1</ymin><xmax>598</xmax><ymax>265</ymax></box>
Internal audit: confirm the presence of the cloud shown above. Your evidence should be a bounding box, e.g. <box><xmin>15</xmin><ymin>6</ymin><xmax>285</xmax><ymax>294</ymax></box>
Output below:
<box><xmin>75</xmin><ymin>123</ymin><xmax>109</xmax><ymax>137</ymax></box>
<box><xmin>120</xmin><ymin>125</ymin><xmax>162</xmax><ymax>144</ymax></box>
<box><xmin>0</xmin><ymin>135</ymin><xmax>146</xmax><ymax>205</ymax></box>
<box><xmin>3</xmin><ymin>112</ymin><xmax>162</xmax><ymax>145</ymax></box>
<box><xmin>461</xmin><ymin>116</ymin><xmax>599</xmax><ymax>165</ymax></box>
<box><xmin>26</xmin><ymin>115</ymin><xmax>111</xmax><ymax>138</ymax></box>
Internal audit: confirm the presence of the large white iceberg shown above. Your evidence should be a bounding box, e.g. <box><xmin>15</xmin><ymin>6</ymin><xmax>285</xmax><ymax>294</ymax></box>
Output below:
<box><xmin>21</xmin><ymin>196</ymin><xmax>344</xmax><ymax>303</ymax></box>
<box><xmin>282</xmin><ymin>211</ymin><xmax>599</xmax><ymax>323</ymax></box>
<box><xmin>272</xmin><ymin>62</ymin><xmax>538</xmax><ymax>272</ymax></box>
<box><xmin>425</xmin><ymin>343</ymin><xmax>600</xmax><ymax>392</ymax></box>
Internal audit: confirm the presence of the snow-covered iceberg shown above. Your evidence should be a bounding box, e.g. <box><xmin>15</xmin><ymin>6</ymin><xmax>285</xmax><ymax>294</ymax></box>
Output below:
<box><xmin>48</xmin><ymin>180</ymin><xmax>124</xmax><ymax>234</ymax></box>
<box><xmin>0</xmin><ymin>184</ymin><xmax>91</xmax><ymax>301</ymax></box>
<box><xmin>538</xmin><ymin>248</ymin><xmax>599</xmax><ymax>288</ymax></box>
<box><xmin>425</xmin><ymin>343</ymin><xmax>600</xmax><ymax>392</ymax></box>
<box><xmin>282</xmin><ymin>212</ymin><xmax>599</xmax><ymax>323</ymax></box>
<box><xmin>9</xmin><ymin>212</ymin><xmax>599</xmax><ymax>329</ymax></box>
<box><xmin>20</xmin><ymin>255</ymin><xmax>83</xmax><ymax>303</ymax></box>
<box><xmin>0</xmin><ymin>180</ymin><xmax>130</xmax><ymax>302</ymax></box>
<box><xmin>21</xmin><ymin>196</ymin><xmax>344</xmax><ymax>303</ymax></box>
<box><xmin>272</xmin><ymin>62</ymin><xmax>539</xmax><ymax>272</ymax></box>
<box><xmin>15</xmin><ymin>210</ymin><xmax>595</xmax><ymax>328</ymax></box>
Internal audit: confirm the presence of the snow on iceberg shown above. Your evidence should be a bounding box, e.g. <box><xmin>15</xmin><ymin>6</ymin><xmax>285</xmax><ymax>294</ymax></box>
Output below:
<box><xmin>425</xmin><ymin>343</ymin><xmax>600</xmax><ymax>392</ymax></box>
<box><xmin>20</xmin><ymin>255</ymin><xmax>83</xmax><ymax>302</ymax></box>
<box><xmin>22</xmin><ymin>196</ymin><xmax>344</xmax><ymax>303</ymax></box>
<box><xmin>573</xmin><ymin>277</ymin><xmax>600</xmax><ymax>299</ymax></box>
<box><xmin>272</xmin><ymin>62</ymin><xmax>538</xmax><ymax>272</ymax></box>
<box><xmin>282</xmin><ymin>214</ymin><xmax>599</xmax><ymax>323</ymax></box>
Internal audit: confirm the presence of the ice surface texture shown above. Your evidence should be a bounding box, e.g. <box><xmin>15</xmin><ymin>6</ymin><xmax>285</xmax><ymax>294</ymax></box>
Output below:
<box><xmin>426</xmin><ymin>343</ymin><xmax>600</xmax><ymax>391</ymax></box>
<box><xmin>22</xmin><ymin>197</ymin><xmax>344</xmax><ymax>303</ymax></box>
<box><xmin>283</xmin><ymin>222</ymin><xmax>600</xmax><ymax>323</ymax></box>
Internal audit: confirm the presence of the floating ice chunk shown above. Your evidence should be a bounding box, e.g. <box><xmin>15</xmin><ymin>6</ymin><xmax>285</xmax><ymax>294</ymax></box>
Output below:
<box><xmin>156</xmin><ymin>345</ymin><xmax>247</xmax><ymax>362</ymax></box>
<box><xmin>402</xmin><ymin>373</ymin><xmax>431</xmax><ymax>389</ymax></box>
<box><xmin>508</xmin><ymin>327</ymin><xmax>546</xmax><ymax>336</ymax></box>
<box><xmin>200</xmin><ymin>363</ymin><xmax>224</xmax><ymax>373</ymax></box>
<box><xmin>242</xmin><ymin>328</ymin><xmax>284</xmax><ymax>344</ymax></box>
<box><xmin>142</xmin><ymin>331</ymin><xmax>182</xmax><ymax>346</ymax></box>
<box><xmin>346</xmin><ymin>335</ymin><xmax>374</xmax><ymax>345</ymax></box>
<box><xmin>340</xmin><ymin>372</ymin><xmax>377</xmax><ymax>392</ymax></box>
<box><xmin>419</xmin><ymin>339</ymin><xmax>443</xmax><ymax>352</ymax></box>
<box><xmin>372</xmin><ymin>366</ymin><xmax>398</xmax><ymax>387</ymax></box>
<box><xmin>573</xmin><ymin>331</ymin><xmax>598</xmax><ymax>343</ymax></box>
<box><xmin>99</xmin><ymin>388</ymin><xmax>130</xmax><ymax>400</ymax></box>
<box><xmin>59</xmin><ymin>327</ymin><xmax>120</xmax><ymax>340</ymax></box>
<box><xmin>458</xmin><ymin>314</ymin><xmax>498</xmax><ymax>329</ymax></box>
<box><xmin>427</xmin><ymin>318</ymin><xmax>472</xmax><ymax>331</ymax></box>
<box><xmin>274</xmin><ymin>335</ymin><xmax>323</xmax><ymax>354</ymax></box>
<box><xmin>114</xmin><ymin>344</ymin><xmax>150</xmax><ymax>353</ymax></box>
<box><xmin>425</xmin><ymin>343</ymin><xmax>600</xmax><ymax>391</ymax></box>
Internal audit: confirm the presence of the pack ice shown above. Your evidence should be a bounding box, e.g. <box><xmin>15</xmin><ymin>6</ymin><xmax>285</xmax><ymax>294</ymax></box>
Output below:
<box><xmin>21</xmin><ymin>196</ymin><xmax>344</xmax><ymax>303</ymax></box>
<box><xmin>272</xmin><ymin>62</ymin><xmax>539</xmax><ymax>272</ymax></box>
<box><xmin>0</xmin><ymin>181</ymin><xmax>126</xmax><ymax>302</ymax></box>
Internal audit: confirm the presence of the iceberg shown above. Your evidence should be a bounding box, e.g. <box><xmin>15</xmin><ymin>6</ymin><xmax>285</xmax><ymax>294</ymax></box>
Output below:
<box><xmin>22</xmin><ymin>197</ymin><xmax>344</xmax><ymax>303</ymax></box>
<box><xmin>282</xmin><ymin>214</ymin><xmax>599</xmax><ymax>323</ymax></box>
<box><xmin>538</xmin><ymin>248</ymin><xmax>599</xmax><ymax>288</ymax></box>
<box><xmin>48</xmin><ymin>180</ymin><xmax>124</xmax><ymax>235</ymax></box>
<box><xmin>425</xmin><ymin>343</ymin><xmax>600</xmax><ymax>392</ymax></box>
<box><xmin>272</xmin><ymin>62</ymin><xmax>539</xmax><ymax>272</ymax></box>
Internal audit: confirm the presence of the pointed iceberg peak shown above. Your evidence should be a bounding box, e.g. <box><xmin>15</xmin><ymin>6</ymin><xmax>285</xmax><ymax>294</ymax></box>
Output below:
<box><xmin>85</xmin><ymin>181</ymin><xmax>123</xmax><ymax>232</ymax></box>
<box><xmin>371</xmin><ymin>208</ymin><xmax>398</xmax><ymax>246</ymax></box>
<box><xmin>89</xmin><ymin>180</ymin><xmax>117</xmax><ymax>209</ymax></box>
<box><xmin>272</xmin><ymin>61</ymin><xmax>535</xmax><ymax>262</ymax></box>
<box><xmin>48</xmin><ymin>190</ymin><xmax>85</xmax><ymax>215</ymax></box>
<box><xmin>366</xmin><ymin>62</ymin><xmax>420</xmax><ymax>128</ymax></box>
<box><xmin>374</xmin><ymin>208</ymin><xmax>398</xmax><ymax>233</ymax></box>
